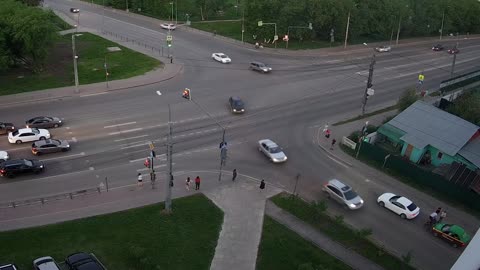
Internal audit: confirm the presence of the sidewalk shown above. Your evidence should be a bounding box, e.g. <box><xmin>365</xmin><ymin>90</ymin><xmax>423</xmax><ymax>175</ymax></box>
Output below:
<box><xmin>265</xmin><ymin>200</ymin><xmax>384</xmax><ymax>270</ymax></box>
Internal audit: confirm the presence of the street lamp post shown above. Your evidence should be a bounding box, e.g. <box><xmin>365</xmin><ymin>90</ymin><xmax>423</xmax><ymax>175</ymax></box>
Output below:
<box><xmin>71</xmin><ymin>34</ymin><xmax>79</xmax><ymax>93</ymax></box>
<box><xmin>344</xmin><ymin>10</ymin><xmax>351</xmax><ymax>49</ymax></box>
<box><xmin>125</xmin><ymin>0</ymin><xmax>128</xmax><ymax>12</ymax></box>
<box><xmin>361</xmin><ymin>43</ymin><xmax>376</xmax><ymax>115</ymax></box>
<box><xmin>241</xmin><ymin>1</ymin><xmax>245</xmax><ymax>43</ymax></box>
<box><xmin>440</xmin><ymin>10</ymin><xmax>446</xmax><ymax>40</ymax></box>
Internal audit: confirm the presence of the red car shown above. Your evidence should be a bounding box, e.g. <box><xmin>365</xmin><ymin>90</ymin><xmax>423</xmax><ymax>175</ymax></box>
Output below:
<box><xmin>447</xmin><ymin>48</ymin><xmax>459</xmax><ymax>54</ymax></box>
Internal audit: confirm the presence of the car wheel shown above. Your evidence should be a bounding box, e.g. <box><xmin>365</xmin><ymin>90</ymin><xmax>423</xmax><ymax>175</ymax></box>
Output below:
<box><xmin>39</xmin><ymin>136</ymin><xmax>46</xmax><ymax>140</ymax></box>
<box><xmin>62</xmin><ymin>148</ymin><xmax>69</xmax><ymax>152</ymax></box>
<box><xmin>15</xmin><ymin>140</ymin><xmax>22</xmax><ymax>144</ymax></box>
<box><xmin>6</xmin><ymin>173</ymin><xmax>14</xmax><ymax>178</ymax></box>
<box><xmin>400</xmin><ymin>213</ymin><xmax>407</xmax><ymax>219</ymax></box>
<box><xmin>54</xmin><ymin>124</ymin><xmax>59</xmax><ymax>128</ymax></box>
<box><xmin>36</xmin><ymin>152</ymin><xmax>42</xmax><ymax>156</ymax></box>
<box><xmin>378</xmin><ymin>201</ymin><xmax>385</xmax><ymax>207</ymax></box>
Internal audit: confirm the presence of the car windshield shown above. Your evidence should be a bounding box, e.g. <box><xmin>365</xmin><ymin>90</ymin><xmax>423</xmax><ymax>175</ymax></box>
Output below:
<box><xmin>12</xmin><ymin>130</ymin><xmax>19</xmax><ymax>136</ymax></box>
<box><xmin>269</xmin><ymin>147</ymin><xmax>282</xmax><ymax>153</ymax></box>
<box><xmin>24</xmin><ymin>160</ymin><xmax>33</xmax><ymax>166</ymax></box>
<box><xmin>32</xmin><ymin>128</ymin><xmax>39</xmax><ymax>134</ymax></box>
<box><xmin>344</xmin><ymin>190</ymin><xmax>358</xmax><ymax>200</ymax></box>
<box><xmin>233</xmin><ymin>100</ymin><xmax>244</xmax><ymax>107</ymax></box>
<box><xmin>220</xmin><ymin>55</ymin><xmax>227</xmax><ymax>58</ymax></box>
<box><xmin>407</xmin><ymin>203</ymin><xmax>418</xmax><ymax>211</ymax></box>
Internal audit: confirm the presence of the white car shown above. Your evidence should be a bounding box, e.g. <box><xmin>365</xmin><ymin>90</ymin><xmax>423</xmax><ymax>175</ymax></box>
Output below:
<box><xmin>160</xmin><ymin>23</ymin><xmax>176</xmax><ymax>30</ymax></box>
<box><xmin>8</xmin><ymin>128</ymin><xmax>50</xmax><ymax>144</ymax></box>
<box><xmin>212</xmin><ymin>53</ymin><xmax>231</xmax><ymax>64</ymax></box>
<box><xmin>258</xmin><ymin>139</ymin><xmax>287</xmax><ymax>163</ymax></box>
<box><xmin>377</xmin><ymin>193</ymin><xmax>420</xmax><ymax>219</ymax></box>
<box><xmin>375</xmin><ymin>45</ymin><xmax>391</xmax><ymax>52</ymax></box>
<box><xmin>0</xmin><ymin>150</ymin><xmax>8</xmax><ymax>162</ymax></box>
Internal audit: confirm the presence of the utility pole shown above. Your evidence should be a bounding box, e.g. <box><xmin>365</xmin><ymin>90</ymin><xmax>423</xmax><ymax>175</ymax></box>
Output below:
<box><xmin>395</xmin><ymin>17</ymin><xmax>401</xmax><ymax>45</ymax></box>
<box><xmin>72</xmin><ymin>34</ymin><xmax>79</xmax><ymax>93</ymax></box>
<box><xmin>450</xmin><ymin>43</ymin><xmax>458</xmax><ymax>78</ymax></box>
<box><xmin>164</xmin><ymin>104</ymin><xmax>173</xmax><ymax>212</ymax></box>
<box><xmin>241</xmin><ymin>2</ymin><xmax>245</xmax><ymax>43</ymax></box>
<box><xmin>439</xmin><ymin>10</ymin><xmax>445</xmax><ymax>40</ymax></box>
<box><xmin>344</xmin><ymin>10</ymin><xmax>351</xmax><ymax>49</ymax></box>
<box><xmin>361</xmin><ymin>53</ymin><xmax>376</xmax><ymax>115</ymax></box>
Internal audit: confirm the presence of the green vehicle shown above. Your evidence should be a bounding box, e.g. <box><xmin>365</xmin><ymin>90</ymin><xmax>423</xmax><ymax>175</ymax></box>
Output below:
<box><xmin>432</xmin><ymin>223</ymin><xmax>471</xmax><ymax>248</ymax></box>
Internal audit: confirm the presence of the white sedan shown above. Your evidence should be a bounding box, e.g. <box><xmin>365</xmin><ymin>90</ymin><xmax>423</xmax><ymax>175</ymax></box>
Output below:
<box><xmin>375</xmin><ymin>45</ymin><xmax>391</xmax><ymax>52</ymax></box>
<box><xmin>160</xmin><ymin>23</ymin><xmax>176</xmax><ymax>30</ymax></box>
<box><xmin>258</xmin><ymin>139</ymin><xmax>287</xmax><ymax>163</ymax></box>
<box><xmin>0</xmin><ymin>150</ymin><xmax>8</xmax><ymax>162</ymax></box>
<box><xmin>377</xmin><ymin>193</ymin><xmax>420</xmax><ymax>219</ymax></box>
<box><xmin>8</xmin><ymin>128</ymin><xmax>50</xmax><ymax>144</ymax></box>
<box><xmin>212</xmin><ymin>53</ymin><xmax>231</xmax><ymax>64</ymax></box>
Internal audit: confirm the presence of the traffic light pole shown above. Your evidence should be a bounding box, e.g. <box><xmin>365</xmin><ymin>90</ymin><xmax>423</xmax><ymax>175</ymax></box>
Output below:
<box><xmin>361</xmin><ymin>53</ymin><xmax>376</xmax><ymax>115</ymax></box>
<box><xmin>164</xmin><ymin>104</ymin><xmax>173</xmax><ymax>212</ymax></box>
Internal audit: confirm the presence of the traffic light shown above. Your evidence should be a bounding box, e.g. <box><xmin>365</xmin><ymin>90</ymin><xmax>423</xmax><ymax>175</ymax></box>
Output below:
<box><xmin>182</xmin><ymin>88</ymin><xmax>191</xmax><ymax>100</ymax></box>
<box><xmin>167</xmin><ymin>39</ymin><xmax>172</xmax><ymax>47</ymax></box>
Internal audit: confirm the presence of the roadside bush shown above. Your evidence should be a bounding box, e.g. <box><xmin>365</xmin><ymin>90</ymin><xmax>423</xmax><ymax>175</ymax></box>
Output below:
<box><xmin>397</xmin><ymin>88</ymin><xmax>419</xmax><ymax>112</ymax></box>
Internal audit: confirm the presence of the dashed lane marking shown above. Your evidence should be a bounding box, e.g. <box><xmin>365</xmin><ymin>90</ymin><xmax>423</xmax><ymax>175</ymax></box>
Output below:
<box><xmin>114</xmin><ymin>135</ymin><xmax>149</xmax><ymax>142</ymax></box>
<box><xmin>120</xmin><ymin>142</ymin><xmax>150</xmax><ymax>149</ymax></box>
<box><xmin>326</xmin><ymin>155</ymin><xmax>350</xmax><ymax>169</ymax></box>
<box><xmin>129</xmin><ymin>154</ymin><xmax>166</xmax><ymax>163</ymax></box>
<box><xmin>40</xmin><ymin>152</ymin><xmax>85</xmax><ymax>161</ymax></box>
<box><xmin>71</xmin><ymin>137</ymin><xmax>77</xmax><ymax>143</ymax></box>
<box><xmin>104</xmin><ymin>122</ymin><xmax>137</xmax><ymax>129</ymax></box>
<box><xmin>108</xmin><ymin>128</ymin><xmax>143</xmax><ymax>135</ymax></box>
<box><xmin>137</xmin><ymin>163</ymin><xmax>169</xmax><ymax>172</ymax></box>
<box><xmin>80</xmin><ymin>92</ymin><xmax>109</xmax><ymax>97</ymax></box>
<box><xmin>156</xmin><ymin>91</ymin><xmax>162</xmax><ymax>96</ymax></box>
<box><xmin>89</xmin><ymin>167</ymin><xmax>95</xmax><ymax>171</ymax></box>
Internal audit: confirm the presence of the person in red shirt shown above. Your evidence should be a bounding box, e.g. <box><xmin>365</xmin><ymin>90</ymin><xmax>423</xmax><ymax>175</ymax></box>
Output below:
<box><xmin>195</xmin><ymin>176</ymin><xmax>201</xmax><ymax>190</ymax></box>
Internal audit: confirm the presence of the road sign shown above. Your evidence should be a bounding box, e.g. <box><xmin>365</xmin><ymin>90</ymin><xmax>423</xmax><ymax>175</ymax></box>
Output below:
<box><xmin>367</xmin><ymin>88</ymin><xmax>375</xmax><ymax>96</ymax></box>
<box><xmin>273</xmin><ymin>35</ymin><xmax>278</xmax><ymax>41</ymax></box>
<box><xmin>418</xmin><ymin>74</ymin><xmax>425</xmax><ymax>81</ymax></box>
<box><xmin>166</xmin><ymin>35</ymin><xmax>173</xmax><ymax>41</ymax></box>
<box><xmin>258</xmin><ymin>21</ymin><xmax>263</xmax><ymax>27</ymax></box>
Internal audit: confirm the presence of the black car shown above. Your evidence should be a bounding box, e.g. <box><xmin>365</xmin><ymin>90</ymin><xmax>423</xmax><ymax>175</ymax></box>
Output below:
<box><xmin>447</xmin><ymin>47</ymin><xmax>460</xmax><ymax>54</ymax></box>
<box><xmin>228</xmin><ymin>96</ymin><xmax>245</xmax><ymax>113</ymax></box>
<box><xmin>0</xmin><ymin>122</ymin><xmax>15</xmax><ymax>135</ymax></box>
<box><xmin>26</xmin><ymin>116</ymin><xmax>63</xmax><ymax>129</ymax></box>
<box><xmin>432</xmin><ymin>44</ymin><xmax>444</xmax><ymax>51</ymax></box>
<box><xmin>32</xmin><ymin>139</ymin><xmax>70</xmax><ymax>155</ymax></box>
<box><xmin>0</xmin><ymin>159</ymin><xmax>44</xmax><ymax>178</ymax></box>
<box><xmin>70</xmin><ymin>8</ymin><xmax>80</xmax><ymax>13</ymax></box>
<box><xmin>65</xmin><ymin>253</ymin><xmax>105</xmax><ymax>270</ymax></box>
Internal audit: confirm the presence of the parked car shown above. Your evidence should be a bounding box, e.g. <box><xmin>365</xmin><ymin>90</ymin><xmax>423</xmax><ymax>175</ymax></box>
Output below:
<box><xmin>228</xmin><ymin>96</ymin><xmax>245</xmax><ymax>113</ymax></box>
<box><xmin>33</xmin><ymin>256</ymin><xmax>61</xmax><ymax>270</ymax></box>
<box><xmin>160</xmin><ymin>23</ymin><xmax>176</xmax><ymax>30</ymax></box>
<box><xmin>432</xmin><ymin>223</ymin><xmax>471</xmax><ymax>248</ymax></box>
<box><xmin>377</xmin><ymin>192</ymin><xmax>420</xmax><ymax>219</ymax></box>
<box><xmin>0</xmin><ymin>150</ymin><xmax>9</xmax><ymax>162</ymax></box>
<box><xmin>212</xmin><ymin>53</ymin><xmax>231</xmax><ymax>64</ymax></box>
<box><xmin>447</xmin><ymin>47</ymin><xmax>459</xmax><ymax>54</ymax></box>
<box><xmin>323</xmin><ymin>179</ymin><xmax>364</xmax><ymax>210</ymax></box>
<box><xmin>0</xmin><ymin>159</ymin><xmax>44</xmax><ymax>178</ymax></box>
<box><xmin>249</xmin><ymin>61</ymin><xmax>272</xmax><ymax>73</ymax></box>
<box><xmin>432</xmin><ymin>44</ymin><xmax>444</xmax><ymax>51</ymax></box>
<box><xmin>65</xmin><ymin>252</ymin><xmax>106</xmax><ymax>270</ymax></box>
<box><xmin>0</xmin><ymin>264</ymin><xmax>18</xmax><ymax>270</ymax></box>
<box><xmin>0</xmin><ymin>122</ymin><xmax>15</xmax><ymax>135</ymax></box>
<box><xmin>70</xmin><ymin>8</ymin><xmax>80</xmax><ymax>13</ymax></box>
<box><xmin>26</xmin><ymin>116</ymin><xmax>62</xmax><ymax>129</ymax></box>
<box><xmin>375</xmin><ymin>45</ymin><xmax>391</xmax><ymax>52</ymax></box>
<box><xmin>8</xmin><ymin>128</ymin><xmax>50</xmax><ymax>144</ymax></box>
<box><xmin>258</xmin><ymin>139</ymin><xmax>287</xmax><ymax>163</ymax></box>
<box><xmin>32</xmin><ymin>139</ymin><xmax>70</xmax><ymax>155</ymax></box>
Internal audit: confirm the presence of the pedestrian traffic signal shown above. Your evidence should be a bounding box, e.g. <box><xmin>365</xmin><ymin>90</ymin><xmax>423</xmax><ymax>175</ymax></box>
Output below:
<box><xmin>182</xmin><ymin>88</ymin><xmax>191</xmax><ymax>100</ymax></box>
<box><xmin>167</xmin><ymin>39</ymin><xmax>172</xmax><ymax>47</ymax></box>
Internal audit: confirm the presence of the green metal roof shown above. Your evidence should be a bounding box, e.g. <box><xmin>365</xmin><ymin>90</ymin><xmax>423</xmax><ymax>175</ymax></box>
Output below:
<box><xmin>377</xmin><ymin>123</ymin><xmax>406</xmax><ymax>143</ymax></box>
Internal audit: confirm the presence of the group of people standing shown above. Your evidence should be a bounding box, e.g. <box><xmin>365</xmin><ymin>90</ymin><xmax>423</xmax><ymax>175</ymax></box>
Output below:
<box><xmin>429</xmin><ymin>207</ymin><xmax>447</xmax><ymax>225</ymax></box>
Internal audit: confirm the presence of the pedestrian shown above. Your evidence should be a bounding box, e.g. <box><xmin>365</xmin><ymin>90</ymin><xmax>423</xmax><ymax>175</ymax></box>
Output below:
<box><xmin>325</xmin><ymin>129</ymin><xmax>331</xmax><ymax>139</ymax></box>
<box><xmin>232</xmin><ymin>169</ymin><xmax>237</xmax><ymax>182</ymax></box>
<box><xmin>330</xmin><ymin>138</ymin><xmax>337</xmax><ymax>150</ymax></box>
<box><xmin>259</xmin><ymin>179</ymin><xmax>265</xmax><ymax>191</ymax></box>
<box><xmin>137</xmin><ymin>173</ymin><xmax>143</xmax><ymax>188</ymax></box>
<box><xmin>428</xmin><ymin>211</ymin><xmax>438</xmax><ymax>225</ymax></box>
<box><xmin>185</xmin><ymin>177</ymin><xmax>191</xmax><ymax>191</ymax></box>
<box><xmin>195</xmin><ymin>176</ymin><xmax>201</xmax><ymax>190</ymax></box>
<box><xmin>439</xmin><ymin>210</ymin><xmax>447</xmax><ymax>223</ymax></box>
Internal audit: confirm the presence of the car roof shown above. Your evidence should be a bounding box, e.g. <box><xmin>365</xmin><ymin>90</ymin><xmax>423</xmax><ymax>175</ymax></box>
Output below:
<box><xmin>327</xmin><ymin>179</ymin><xmax>351</xmax><ymax>191</ymax></box>
<box><xmin>33</xmin><ymin>139</ymin><xmax>58</xmax><ymax>146</ymax></box>
<box><xmin>259</xmin><ymin>139</ymin><xmax>278</xmax><ymax>147</ymax></box>
<box><xmin>230</xmin><ymin>96</ymin><xmax>242</xmax><ymax>101</ymax></box>
<box><xmin>33</xmin><ymin>256</ymin><xmax>60</xmax><ymax>270</ymax></box>
<box><xmin>251</xmin><ymin>61</ymin><xmax>265</xmax><ymax>65</ymax></box>
<box><xmin>396</xmin><ymin>196</ymin><xmax>413</xmax><ymax>206</ymax></box>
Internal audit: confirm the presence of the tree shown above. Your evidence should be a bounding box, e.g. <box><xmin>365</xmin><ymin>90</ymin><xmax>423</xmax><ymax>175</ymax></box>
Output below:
<box><xmin>397</xmin><ymin>88</ymin><xmax>419</xmax><ymax>112</ymax></box>
<box><xmin>446</xmin><ymin>90</ymin><xmax>480</xmax><ymax>125</ymax></box>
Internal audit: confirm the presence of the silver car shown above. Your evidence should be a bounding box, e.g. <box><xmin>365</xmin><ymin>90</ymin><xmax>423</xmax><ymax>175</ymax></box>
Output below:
<box><xmin>375</xmin><ymin>45</ymin><xmax>391</xmax><ymax>52</ymax></box>
<box><xmin>258</xmin><ymin>139</ymin><xmax>287</xmax><ymax>163</ymax></box>
<box><xmin>323</xmin><ymin>179</ymin><xmax>364</xmax><ymax>210</ymax></box>
<box><xmin>249</xmin><ymin>61</ymin><xmax>272</xmax><ymax>73</ymax></box>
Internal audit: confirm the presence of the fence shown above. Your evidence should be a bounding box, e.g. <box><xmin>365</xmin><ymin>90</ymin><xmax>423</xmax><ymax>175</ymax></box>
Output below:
<box><xmin>358</xmin><ymin>142</ymin><xmax>480</xmax><ymax>212</ymax></box>
<box><xmin>0</xmin><ymin>181</ymin><xmax>108</xmax><ymax>209</ymax></box>
<box><xmin>102</xmin><ymin>30</ymin><xmax>167</xmax><ymax>57</ymax></box>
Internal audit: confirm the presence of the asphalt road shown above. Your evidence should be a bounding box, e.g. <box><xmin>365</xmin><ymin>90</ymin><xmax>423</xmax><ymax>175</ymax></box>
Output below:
<box><xmin>1</xmin><ymin>0</ymin><xmax>480</xmax><ymax>269</ymax></box>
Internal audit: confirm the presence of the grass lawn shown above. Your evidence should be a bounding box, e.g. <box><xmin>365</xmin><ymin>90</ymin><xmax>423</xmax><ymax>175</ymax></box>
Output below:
<box><xmin>0</xmin><ymin>194</ymin><xmax>223</xmax><ymax>270</ymax></box>
<box><xmin>257</xmin><ymin>216</ymin><xmax>352</xmax><ymax>270</ymax></box>
<box><xmin>271</xmin><ymin>194</ymin><xmax>415</xmax><ymax>270</ymax></box>
<box><xmin>0</xmin><ymin>32</ymin><xmax>162</xmax><ymax>96</ymax></box>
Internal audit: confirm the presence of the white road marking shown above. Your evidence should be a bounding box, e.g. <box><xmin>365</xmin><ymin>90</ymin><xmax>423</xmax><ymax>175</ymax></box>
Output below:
<box><xmin>108</xmin><ymin>128</ymin><xmax>143</xmax><ymax>135</ymax></box>
<box><xmin>129</xmin><ymin>154</ymin><xmax>166</xmax><ymax>163</ymax></box>
<box><xmin>66</xmin><ymin>127</ymin><xmax>71</xmax><ymax>130</ymax></box>
<box><xmin>104</xmin><ymin>122</ymin><xmax>137</xmax><ymax>129</ymax></box>
<box><xmin>104</xmin><ymin>16</ymin><xmax>167</xmax><ymax>37</ymax></box>
<box><xmin>5</xmin><ymin>146</ymin><xmax>32</xmax><ymax>151</ymax></box>
<box><xmin>71</xmin><ymin>137</ymin><xmax>77</xmax><ymax>142</ymax></box>
<box><xmin>40</xmin><ymin>152</ymin><xmax>85</xmax><ymax>161</ymax></box>
<box><xmin>120</xmin><ymin>142</ymin><xmax>150</xmax><ymax>149</ymax></box>
<box><xmin>156</xmin><ymin>91</ymin><xmax>162</xmax><ymax>96</ymax></box>
<box><xmin>89</xmin><ymin>167</ymin><xmax>95</xmax><ymax>170</ymax></box>
<box><xmin>137</xmin><ymin>163</ymin><xmax>169</xmax><ymax>172</ymax></box>
<box><xmin>114</xmin><ymin>135</ymin><xmax>149</xmax><ymax>142</ymax></box>
<box><xmin>326</xmin><ymin>155</ymin><xmax>350</xmax><ymax>168</ymax></box>
<box><xmin>80</xmin><ymin>92</ymin><xmax>109</xmax><ymax>97</ymax></box>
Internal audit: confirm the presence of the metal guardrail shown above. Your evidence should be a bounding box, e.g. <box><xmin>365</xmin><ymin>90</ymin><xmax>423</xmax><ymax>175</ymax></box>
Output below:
<box><xmin>0</xmin><ymin>185</ymin><xmax>107</xmax><ymax>209</ymax></box>
<box><xmin>102</xmin><ymin>30</ymin><xmax>166</xmax><ymax>57</ymax></box>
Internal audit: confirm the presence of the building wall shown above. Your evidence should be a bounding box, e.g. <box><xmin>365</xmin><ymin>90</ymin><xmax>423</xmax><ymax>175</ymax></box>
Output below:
<box><xmin>401</xmin><ymin>143</ymin><xmax>425</xmax><ymax>163</ymax></box>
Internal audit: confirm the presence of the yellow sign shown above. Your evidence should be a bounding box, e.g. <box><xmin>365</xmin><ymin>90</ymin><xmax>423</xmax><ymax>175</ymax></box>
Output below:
<box><xmin>149</xmin><ymin>142</ymin><xmax>155</xmax><ymax>150</ymax></box>
<box><xmin>418</xmin><ymin>74</ymin><xmax>425</xmax><ymax>81</ymax></box>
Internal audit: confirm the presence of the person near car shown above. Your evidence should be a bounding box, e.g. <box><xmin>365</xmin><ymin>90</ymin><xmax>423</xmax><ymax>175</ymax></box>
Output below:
<box><xmin>137</xmin><ymin>173</ymin><xmax>143</xmax><ymax>188</ymax></box>
<box><xmin>439</xmin><ymin>210</ymin><xmax>447</xmax><ymax>222</ymax></box>
<box><xmin>185</xmin><ymin>177</ymin><xmax>191</xmax><ymax>191</ymax></box>
<box><xmin>195</xmin><ymin>176</ymin><xmax>201</xmax><ymax>190</ymax></box>
<box><xmin>232</xmin><ymin>169</ymin><xmax>237</xmax><ymax>182</ymax></box>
